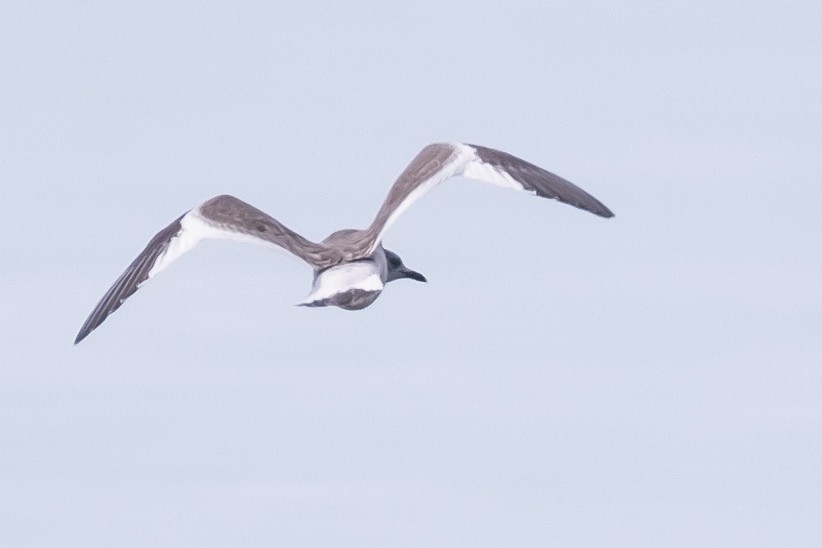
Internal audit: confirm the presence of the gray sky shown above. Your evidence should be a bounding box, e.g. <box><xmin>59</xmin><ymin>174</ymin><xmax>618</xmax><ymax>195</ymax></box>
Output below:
<box><xmin>2</xmin><ymin>1</ymin><xmax>821</xmax><ymax>546</ymax></box>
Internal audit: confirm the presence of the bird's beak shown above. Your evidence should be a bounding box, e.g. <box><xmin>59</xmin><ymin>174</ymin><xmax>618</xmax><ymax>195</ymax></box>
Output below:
<box><xmin>402</xmin><ymin>267</ymin><xmax>427</xmax><ymax>283</ymax></box>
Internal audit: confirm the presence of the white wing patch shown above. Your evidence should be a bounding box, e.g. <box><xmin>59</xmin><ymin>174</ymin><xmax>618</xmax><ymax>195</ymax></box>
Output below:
<box><xmin>145</xmin><ymin>208</ymin><xmax>286</xmax><ymax>281</ymax></box>
<box><xmin>457</xmin><ymin>143</ymin><xmax>531</xmax><ymax>193</ymax></box>
<box><xmin>369</xmin><ymin>143</ymin><xmax>535</xmax><ymax>253</ymax></box>
<box><xmin>299</xmin><ymin>261</ymin><xmax>384</xmax><ymax>305</ymax></box>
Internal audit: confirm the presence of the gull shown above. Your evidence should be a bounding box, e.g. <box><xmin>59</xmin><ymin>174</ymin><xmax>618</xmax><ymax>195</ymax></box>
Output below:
<box><xmin>74</xmin><ymin>142</ymin><xmax>614</xmax><ymax>344</ymax></box>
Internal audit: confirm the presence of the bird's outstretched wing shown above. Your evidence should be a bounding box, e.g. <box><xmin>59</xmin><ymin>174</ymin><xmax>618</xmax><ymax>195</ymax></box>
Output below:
<box><xmin>74</xmin><ymin>194</ymin><xmax>334</xmax><ymax>344</ymax></box>
<box><xmin>361</xmin><ymin>142</ymin><xmax>614</xmax><ymax>255</ymax></box>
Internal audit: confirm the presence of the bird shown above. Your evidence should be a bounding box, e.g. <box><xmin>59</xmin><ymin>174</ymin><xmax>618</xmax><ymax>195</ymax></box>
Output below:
<box><xmin>74</xmin><ymin>142</ymin><xmax>614</xmax><ymax>344</ymax></box>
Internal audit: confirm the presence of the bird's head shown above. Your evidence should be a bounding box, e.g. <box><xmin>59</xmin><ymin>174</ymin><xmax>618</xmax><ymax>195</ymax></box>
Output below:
<box><xmin>384</xmin><ymin>249</ymin><xmax>427</xmax><ymax>283</ymax></box>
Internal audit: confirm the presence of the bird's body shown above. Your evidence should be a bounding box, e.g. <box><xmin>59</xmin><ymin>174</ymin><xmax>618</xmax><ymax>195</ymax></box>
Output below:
<box><xmin>75</xmin><ymin>142</ymin><xmax>614</xmax><ymax>344</ymax></box>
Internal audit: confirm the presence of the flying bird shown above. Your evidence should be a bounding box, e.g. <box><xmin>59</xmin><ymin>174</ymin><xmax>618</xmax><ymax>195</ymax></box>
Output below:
<box><xmin>75</xmin><ymin>142</ymin><xmax>614</xmax><ymax>344</ymax></box>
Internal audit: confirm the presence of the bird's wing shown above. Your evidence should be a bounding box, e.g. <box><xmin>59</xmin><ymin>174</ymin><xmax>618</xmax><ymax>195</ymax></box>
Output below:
<box><xmin>74</xmin><ymin>194</ymin><xmax>335</xmax><ymax>344</ymax></box>
<box><xmin>360</xmin><ymin>142</ymin><xmax>614</xmax><ymax>255</ymax></box>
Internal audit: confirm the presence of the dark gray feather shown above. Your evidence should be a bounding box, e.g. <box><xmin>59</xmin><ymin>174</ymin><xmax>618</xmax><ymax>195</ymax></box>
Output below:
<box><xmin>469</xmin><ymin>144</ymin><xmax>614</xmax><ymax>218</ymax></box>
<box><xmin>74</xmin><ymin>214</ymin><xmax>185</xmax><ymax>344</ymax></box>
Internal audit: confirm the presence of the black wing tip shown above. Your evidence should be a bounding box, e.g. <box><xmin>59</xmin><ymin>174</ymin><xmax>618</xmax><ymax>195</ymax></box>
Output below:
<box><xmin>570</xmin><ymin>197</ymin><xmax>614</xmax><ymax>219</ymax></box>
<box><xmin>553</xmin><ymin>187</ymin><xmax>616</xmax><ymax>219</ymax></box>
<box><xmin>595</xmin><ymin>205</ymin><xmax>615</xmax><ymax>218</ymax></box>
<box><xmin>74</xmin><ymin>324</ymin><xmax>94</xmax><ymax>345</ymax></box>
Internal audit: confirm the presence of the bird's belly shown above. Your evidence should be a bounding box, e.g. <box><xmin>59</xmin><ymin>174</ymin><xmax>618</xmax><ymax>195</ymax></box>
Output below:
<box><xmin>298</xmin><ymin>261</ymin><xmax>384</xmax><ymax>310</ymax></box>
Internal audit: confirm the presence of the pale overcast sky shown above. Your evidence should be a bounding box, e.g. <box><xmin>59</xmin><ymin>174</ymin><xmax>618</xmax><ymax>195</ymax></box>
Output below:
<box><xmin>2</xmin><ymin>1</ymin><xmax>821</xmax><ymax>546</ymax></box>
